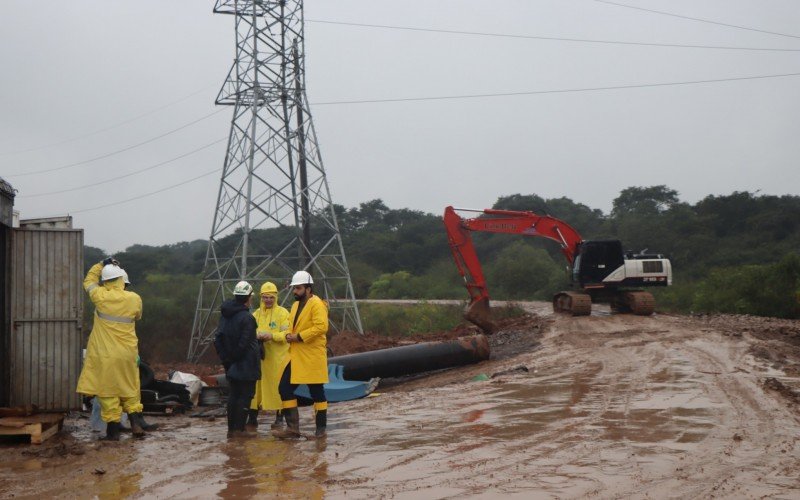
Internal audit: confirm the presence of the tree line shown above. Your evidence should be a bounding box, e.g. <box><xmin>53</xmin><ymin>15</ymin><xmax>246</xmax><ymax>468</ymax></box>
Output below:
<box><xmin>84</xmin><ymin>186</ymin><xmax>800</xmax><ymax>361</ymax></box>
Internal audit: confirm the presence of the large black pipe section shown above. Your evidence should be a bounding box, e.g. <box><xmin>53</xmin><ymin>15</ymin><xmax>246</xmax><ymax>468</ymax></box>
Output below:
<box><xmin>329</xmin><ymin>335</ymin><xmax>490</xmax><ymax>381</ymax></box>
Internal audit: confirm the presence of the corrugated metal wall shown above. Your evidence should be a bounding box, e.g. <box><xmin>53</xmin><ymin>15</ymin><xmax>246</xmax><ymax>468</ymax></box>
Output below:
<box><xmin>0</xmin><ymin>182</ymin><xmax>14</xmax><ymax>406</ymax></box>
<box><xmin>9</xmin><ymin>229</ymin><xmax>83</xmax><ymax>410</ymax></box>
<box><xmin>0</xmin><ymin>225</ymin><xmax>8</xmax><ymax>407</ymax></box>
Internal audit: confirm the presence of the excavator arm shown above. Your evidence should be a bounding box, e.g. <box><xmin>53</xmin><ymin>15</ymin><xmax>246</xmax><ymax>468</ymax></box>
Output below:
<box><xmin>443</xmin><ymin>206</ymin><xmax>584</xmax><ymax>333</ymax></box>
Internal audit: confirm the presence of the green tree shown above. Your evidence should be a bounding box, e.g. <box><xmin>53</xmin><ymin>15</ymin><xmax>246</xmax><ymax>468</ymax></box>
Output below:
<box><xmin>485</xmin><ymin>242</ymin><xmax>563</xmax><ymax>300</ymax></box>
<box><xmin>612</xmin><ymin>185</ymin><xmax>679</xmax><ymax>216</ymax></box>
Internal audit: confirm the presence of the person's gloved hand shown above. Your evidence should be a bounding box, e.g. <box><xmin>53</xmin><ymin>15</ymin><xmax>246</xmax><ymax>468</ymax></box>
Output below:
<box><xmin>102</xmin><ymin>257</ymin><xmax>120</xmax><ymax>266</ymax></box>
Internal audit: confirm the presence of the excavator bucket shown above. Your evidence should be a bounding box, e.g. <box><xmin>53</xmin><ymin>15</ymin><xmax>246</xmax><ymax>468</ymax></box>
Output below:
<box><xmin>464</xmin><ymin>297</ymin><xmax>496</xmax><ymax>335</ymax></box>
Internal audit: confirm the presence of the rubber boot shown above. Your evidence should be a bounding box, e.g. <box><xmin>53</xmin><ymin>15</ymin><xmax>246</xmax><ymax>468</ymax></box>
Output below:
<box><xmin>103</xmin><ymin>421</ymin><xmax>121</xmax><ymax>441</ymax></box>
<box><xmin>227</xmin><ymin>406</ymin><xmax>244</xmax><ymax>438</ymax></box>
<box><xmin>226</xmin><ymin>401</ymin><xmax>236</xmax><ymax>437</ymax></box>
<box><xmin>139</xmin><ymin>414</ymin><xmax>158</xmax><ymax>431</ymax></box>
<box><xmin>129</xmin><ymin>413</ymin><xmax>145</xmax><ymax>438</ymax></box>
<box><xmin>272</xmin><ymin>408</ymin><xmax>301</xmax><ymax>439</ymax></box>
<box><xmin>271</xmin><ymin>410</ymin><xmax>284</xmax><ymax>430</ymax></box>
<box><xmin>129</xmin><ymin>412</ymin><xmax>158</xmax><ymax>432</ymax></box>
<box><xmin>314</xmin><ymin>409</ymin><xmax>327</xmax><ymax>438</ymax></box>
<box><xmin>241</xmin><ymin>408</ymin><xmax>257</xmax><ymax>436</ymax></box>
<box><xmin>245</xmin><ymin>409</ymin><xmax>259</xmax><ymax>432</ymax></box>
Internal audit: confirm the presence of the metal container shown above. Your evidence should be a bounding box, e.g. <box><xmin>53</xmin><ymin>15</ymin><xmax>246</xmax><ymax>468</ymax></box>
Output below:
<box><xmin>8</xmin><ymin>227</ymin><xmax>84</xmax><ymax>410</ymax></box>
<box><xmin>0</xmin><ymin>177</ymin><xmax>15</xmax><ymax>227</ymax></box>
<box><xmin>0</xmin><ymin>177</ymin><xmax>15</xmax><ymax>407</ymax></box>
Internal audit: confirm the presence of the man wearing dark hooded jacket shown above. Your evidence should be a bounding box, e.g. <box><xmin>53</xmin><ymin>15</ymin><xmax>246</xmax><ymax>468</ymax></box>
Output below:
<box><xmin>214</xmin><ymin>281</ymin><xmax>261</xmax><ymax>437</ymax></box>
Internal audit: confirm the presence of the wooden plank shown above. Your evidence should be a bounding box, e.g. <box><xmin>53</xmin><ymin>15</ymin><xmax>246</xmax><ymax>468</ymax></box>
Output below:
<box><xmin>0</xmin><ymin>413</ymin><xmax>64</xmax><ymax>444</ymax></box>
<box><xmin>32</xmin><ymin>422</ymin><xmax>59</xmax><ymax>445</ymax></box>
<box><xmin>0</xmin><ymin>413</ymin><xmax>65</xmax><ymax>425</ymax></box>
<box><xmin>0</xmin><ymin>421</ymin><xmax>26</xmax><ymax>428</ymax></box>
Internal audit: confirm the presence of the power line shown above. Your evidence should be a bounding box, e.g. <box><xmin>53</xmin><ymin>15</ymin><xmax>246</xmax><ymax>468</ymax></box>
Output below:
<box><xmin>307</xmin><ymin>18</ymin><xmax>800</xmax><ymax>52</ymax></box>
<box><xmin>34</xmin><ymin>70</ymin><xmax>800</xmax><ymax>214</ymax></box>
<box><xmin>593</xmin><ymin>0</ymin><xmax>800</xmax><ymax>40</ymax></box>
<box><xmin>0</xmin><ymin>85</ymin><xmax>216</xmax><ymax>157</ymax></box>
<box><xmin>311</xmin><ymin>70</ymin><xmax>800</xmax><ymax>106</ymax></box>
<box><xmin>6</xmin><ymin>107</ymin><xmax>227</xmax><ymax>178</ymax></box>
<box><xmin>69</xmin><ymin>167</ymin><xmax>221</xmax><ymax>215</ymax></box>
<box><xmin>20</xmin><ymin>137</ymin><xmax>227</xmax><ymax>198</ymax></box>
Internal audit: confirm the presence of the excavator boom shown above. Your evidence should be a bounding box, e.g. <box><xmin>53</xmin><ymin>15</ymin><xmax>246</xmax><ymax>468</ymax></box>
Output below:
<box><xmin>443</xmin><ymin>206</ymin><xmax>584</xmax><ymax>333</ymax></box>
<box><xmin>444</xmin><ymin>205</ymin><xmax>671</xmax><ymax>332</ymax></box>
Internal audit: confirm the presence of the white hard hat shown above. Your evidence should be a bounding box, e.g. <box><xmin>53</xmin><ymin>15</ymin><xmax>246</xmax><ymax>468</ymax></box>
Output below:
<box><xmin>233</xmin><ymin>280</ymin><xmax>253</xmax><ymax>296</ymax></box>
<box><xmin>121</xmin><ymin>270</ymin><xmax>130</xmax><ymax>285</ymax></box>
<box><xmin>289</xmin><ymin>271</ymin><xmax>314</xmax><ymax>287</ymax></box>
<box><xmin>101</xmin><ymin>264</ymin><xmax>126</xmax><ymax>282</ymax></box>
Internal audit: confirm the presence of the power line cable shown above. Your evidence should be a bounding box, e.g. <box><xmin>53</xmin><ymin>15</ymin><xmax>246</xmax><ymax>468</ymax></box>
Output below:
<box><xmin>0</xmin><ymin>85</ymin><xmax>216</xmax><ymax>157</ymax></box>
<box><xmin>56</xmin><ymin>70</ymin><xmax>800</xmax><ymax>212</ymax></box>
<box><xmin>68</xmin><ymin>167</ymin><xmax>221</xmax><ymax>215</ymax></box>
<box><xmin>20</xmin><ymin>137</ymin><xmax>227</xmax><ymax>198</ymax></box>
<box><xmin>312</xmin><ymin>70</ymin><xmax>800</xmax><ymax>106</ymax></box>
<box><xmin>307</xmin><ymin>18</ymin><xmax>800</xmax><ymax>52</ymax></box>
<box><xmin>592</xmin><ymin>0</ymin><xmax>800</xmax><ymax>40</ymax></box>
<box><xmin>21</xmin><ymin>70</ymin><xmax>800</xmax><ymax>211</ymax></box>
<box><xmin>6</xmin><ymin>107</ymin><xmax>228</xmax><ymax>178</ymax></box>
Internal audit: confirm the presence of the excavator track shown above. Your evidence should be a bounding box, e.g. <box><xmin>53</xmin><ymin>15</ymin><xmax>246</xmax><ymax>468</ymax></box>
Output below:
<box><xmin>553</xmin><ymin>291</ymin><xmax>592</xmax><ymax>316</ymax></box>
<box><xmin>622</xmin><ymin>291</ymin><xmax>655</xmax><ymax>316</ymax></box>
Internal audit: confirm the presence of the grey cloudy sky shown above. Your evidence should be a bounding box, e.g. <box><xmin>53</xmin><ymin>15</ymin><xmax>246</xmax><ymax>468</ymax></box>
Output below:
<box><xmin>1</xmin><ymin>0</ymin><xmax>799</xmax><ymax>252</ymax></box>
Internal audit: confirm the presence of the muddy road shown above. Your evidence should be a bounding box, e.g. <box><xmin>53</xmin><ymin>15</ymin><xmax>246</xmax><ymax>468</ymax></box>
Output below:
<box><xmin>2</xmin><ymin>304</ymin><xmax>799</xmax><ymax>498</ymax></box>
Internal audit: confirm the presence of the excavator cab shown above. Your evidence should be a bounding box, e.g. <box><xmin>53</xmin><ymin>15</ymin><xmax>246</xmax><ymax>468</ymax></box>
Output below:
<box><xmin>573</xmin><ymin>240</ymin><xmax>625</xmax><ymax>287</ymax></box>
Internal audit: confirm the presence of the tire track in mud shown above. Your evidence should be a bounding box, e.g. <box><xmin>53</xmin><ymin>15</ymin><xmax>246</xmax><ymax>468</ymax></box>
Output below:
<box><xmin>675</xmin><ymin>339</ymin><xmax>799</xmax><ymax>498</ymax></box>
<box><xmin>324</xmin><ymin>309</ymin><xmax>800</xmax><ymax>499</ymax></box>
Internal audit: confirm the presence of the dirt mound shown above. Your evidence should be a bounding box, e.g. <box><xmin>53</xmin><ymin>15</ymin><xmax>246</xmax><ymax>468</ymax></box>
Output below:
<box><xmin>329</xmin><ymin>313</ymin><xmax>546</xmax><ymax>357</ymax></box>
<box><xmin>691</xmin><ymin>313</ymin><xmax>800</xmax><ymax>375</ymax></box>
<box><xmin>488</xmin><ymin>313</ymin><xmax>551</xmax><ymax>359</ymax></box>
<box><xmin>148</xmin><ymin>361</ymin><xmax>220</xmax><ymax>381</ymax></box>
<box><xmin>764</xmin><ymin>377</ymin><xmax>800</xmax><ymax>405</ymax></box>
<box><xmin>692</xmin><ymin>313</ymin><xmax>800</xmax><ymax>343</ymax></box>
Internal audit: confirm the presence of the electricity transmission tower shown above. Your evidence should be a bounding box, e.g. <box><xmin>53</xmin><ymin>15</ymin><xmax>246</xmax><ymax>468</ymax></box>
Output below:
<box><xmin>188</xmin><ymin>0</ymin><xmax>362</xmax><ymax>362</ymax></box>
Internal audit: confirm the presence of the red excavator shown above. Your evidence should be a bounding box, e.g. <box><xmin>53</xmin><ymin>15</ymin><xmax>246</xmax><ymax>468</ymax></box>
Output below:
<box><xmin>444</xmin><ymin>206</ymin><xmax>672</xmax><ymax>334</ymax></box>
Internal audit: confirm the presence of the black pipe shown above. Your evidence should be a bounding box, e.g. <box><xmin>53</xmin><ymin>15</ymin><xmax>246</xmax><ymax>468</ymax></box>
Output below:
<box><xmin>329</xmin><ymin>335</ymin><xmax>490</xmax><ymax>381</ymax></box>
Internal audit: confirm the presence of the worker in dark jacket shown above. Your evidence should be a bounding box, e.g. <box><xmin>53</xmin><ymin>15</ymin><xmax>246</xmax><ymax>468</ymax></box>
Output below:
<box><xmin>214</xmin><ymin>280</ymin><xmax>261</xmax><ymax>437</ymax></box>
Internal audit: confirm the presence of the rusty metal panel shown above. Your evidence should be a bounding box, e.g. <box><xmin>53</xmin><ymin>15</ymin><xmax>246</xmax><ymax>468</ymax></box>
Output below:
<box><xmin>9</xmin><ymin>228</ymin><xmax>83</xmax><ymax>410</ymax></box>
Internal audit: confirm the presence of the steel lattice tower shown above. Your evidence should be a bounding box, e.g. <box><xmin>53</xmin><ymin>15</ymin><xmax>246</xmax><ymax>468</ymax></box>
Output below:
<box><xmin>188</xmin><ymin>0</ymin><xmax>362</xmax><ymax>362</ymax></box>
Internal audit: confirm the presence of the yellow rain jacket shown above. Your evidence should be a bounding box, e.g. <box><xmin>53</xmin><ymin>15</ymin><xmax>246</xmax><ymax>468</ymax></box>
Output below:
<box><xmin>250</xmin><ymin>294</ymin><xmax>290</xmax><ymax>411</ymax></box>
<box><xmin>76</xmin><ymin>263</ymin><xmax>143</xmax><ymax>398</ymax></box>
<box><xmin>285</xmin><ymin>294</ymin><xmax>329</xmax><ymax>384</ymax></box>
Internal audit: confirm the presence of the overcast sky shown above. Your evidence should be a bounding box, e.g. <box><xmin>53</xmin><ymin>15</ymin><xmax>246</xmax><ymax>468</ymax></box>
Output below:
<box><xmin>1</xmin><ymin>0</ymin><xmax>799</xmax><ymax>252</ymax></box>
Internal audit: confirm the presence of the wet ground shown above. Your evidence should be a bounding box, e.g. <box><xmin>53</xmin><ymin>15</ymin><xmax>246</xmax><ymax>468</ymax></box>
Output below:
<box><xmin>2</xmin><ymin>303</ymin><xmax>799</xmax><ymax>499</ymax></box>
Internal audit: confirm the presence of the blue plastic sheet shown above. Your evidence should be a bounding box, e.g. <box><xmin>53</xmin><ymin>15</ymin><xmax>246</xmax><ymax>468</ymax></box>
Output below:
<box><xmin>293</xmin><ymin>364</ymin><xmax>379</xmax><ymax>402</ymax></box>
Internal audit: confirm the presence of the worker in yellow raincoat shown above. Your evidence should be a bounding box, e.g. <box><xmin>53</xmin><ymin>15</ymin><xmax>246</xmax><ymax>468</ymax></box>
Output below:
<box><xmin>273</xmin><ymin>271</ymin><xmax>329</xmax><ymax>439</ymax></box>
<box><xmin>245</xmin><ymin>282</ymin><xmax>290</xmax><ymax>431</ymax></box>
<box><xmin>76</xmin><ymin>258</ymin><xmax>154</xmax><ymax>440</ymax></box>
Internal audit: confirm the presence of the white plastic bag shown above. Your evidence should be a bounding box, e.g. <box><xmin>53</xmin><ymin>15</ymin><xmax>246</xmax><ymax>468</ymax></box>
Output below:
<box><xmin>168</xmin><ymin>371</ymin><xmax>207</xmax><ymax>406</ymax></box>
